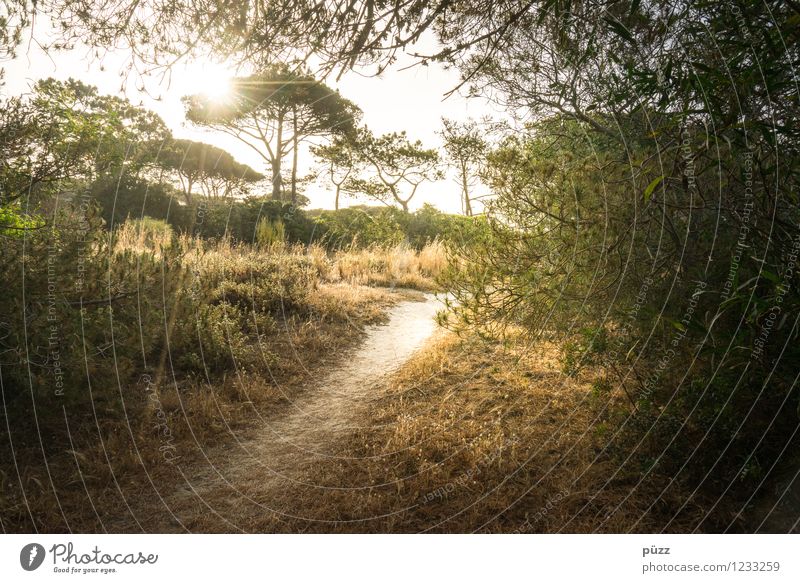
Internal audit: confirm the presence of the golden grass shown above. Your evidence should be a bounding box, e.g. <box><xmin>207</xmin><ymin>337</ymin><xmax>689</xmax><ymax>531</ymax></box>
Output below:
<box><xmin>114</xmin><ymin>219</ymin><xmax>446</xmax><ymax>292</ymax></box>
<box><xmin>2</xmin><ymin>218</ymin><xmax>441</xmax><ymax>532</ymax></box>
<box><xmin>196</xmin><ymin>331</ymin><xmax>704</xmax><ymax>533</ymax></box>
<box><xmin>113</xmin><ymin>216</ymin><xmax>174</xmax><ymax>255</ymax></box>
<box><xmin>0</xmin><ymin>282</ymin><xmax>420</xmax><ymax>533</ymax></box>
<box><xmin>331</xmin><ymin>241</ymin><xmax>445</xmax><ymax>291</ymax></box>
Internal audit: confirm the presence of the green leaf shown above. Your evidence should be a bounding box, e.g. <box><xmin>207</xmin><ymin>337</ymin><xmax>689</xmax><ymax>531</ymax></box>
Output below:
<box><xmin>604</xmin><ymin>16</ymin><xmax>635</xmax><ymax>44</ymax></box>
<box><xmin>760</xmin><ymin>269</ymin><xmax>780</xmax><ymax>284</ymax></box>
<box><xmin>669</xmin><ymin>319</ymin><xmax>686</xmax><ymax>332</ymax></box>
<box><xmin>536</xmin><ymin>0</ymin><xmax>559</xmax><ymax>26</ymax></box>
<box><xmin>643</xmin><ymin>175</ymin><xmax>664</xmax><ymax>202</ymax></box>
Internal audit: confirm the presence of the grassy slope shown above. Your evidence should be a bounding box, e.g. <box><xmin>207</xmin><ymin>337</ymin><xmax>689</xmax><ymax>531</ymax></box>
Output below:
<box><xmin>248</xmin><ymin>332</ymin><xmax>709</xmax><ymax>533</ymax></box>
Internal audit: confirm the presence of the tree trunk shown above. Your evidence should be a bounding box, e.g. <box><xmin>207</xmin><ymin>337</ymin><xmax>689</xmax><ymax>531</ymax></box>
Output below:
<box><xmin>273</xmin><ymin>115</ymin><xmax>284</xmax><ymax>201</ymax></box>
<box><xmin>185</xmin><ymin>177</ymin><xmax>194</xmax><ymax>205</ymax></box>
<box><xmin>291</xmin><ymin>106</ymin><xmax>298</xmax><ymax>205</ymax></box>
<box><xmin>335</xmin><ymin>185</ymin><xmax>341</xmax><ymax>210</ymax></box>
<box><xmin>271</xmin><ymin>158</ymin><xmax>282</xmax><ymax>200</ymax></box>
<box><xmin>389</xmin><ymin>184</ymin><xmax>410</xmax><ymax>213</ymax></box>
<box><xmin>461</xmin><ymin>161</ymin><xmax>473</xmax><ymax>216</ymax></box>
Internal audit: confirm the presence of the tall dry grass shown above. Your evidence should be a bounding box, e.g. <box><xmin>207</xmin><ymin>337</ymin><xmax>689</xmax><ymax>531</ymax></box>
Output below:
<box><xmin>114</xmin><ymin>219</ymin><xmax>447</xmax><ymax>292</ymax></box>
<box><xmin>331</xmin><ymin>240</ymin><xmax>446</xmax><ymax>291</ymax></box>
<box><xmin>2</xmin><ymin>218</ymin><xmax>441</xmax><ymax>532</ymax></box>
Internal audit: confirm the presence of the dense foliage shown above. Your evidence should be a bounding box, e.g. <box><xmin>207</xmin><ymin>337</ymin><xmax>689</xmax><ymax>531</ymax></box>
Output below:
<box><xmin>437</xmin><ymin>1</ymin><xmax>800</xmax><ymax>522</ymax></box>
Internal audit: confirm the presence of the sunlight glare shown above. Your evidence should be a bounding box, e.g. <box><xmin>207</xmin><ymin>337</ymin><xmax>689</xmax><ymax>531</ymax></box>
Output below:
<box><xmin>181</xmin><ymin>62</ymin><xmax>234</xmax><ymax>102</ymax></box>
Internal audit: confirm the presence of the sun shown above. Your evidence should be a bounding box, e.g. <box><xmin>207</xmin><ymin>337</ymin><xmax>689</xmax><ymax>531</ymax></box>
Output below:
<box><xmin>180</xmin><ymin>61</ymin><xmax>235</xmax><ymax>102</ymax></box>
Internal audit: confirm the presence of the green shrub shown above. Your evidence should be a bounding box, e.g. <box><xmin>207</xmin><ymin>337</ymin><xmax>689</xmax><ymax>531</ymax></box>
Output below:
<box><xmin>561</xmin><ymin>327</ymin><xmax>609</xmax><ymax>376</ymax></box>
<box><xmin>0</xmin><ymin>210</ymin><xmax>320</xmax><ymax>427</ymax></box>
<box><xmin>255</xmin><ymin>217</ymin><xmax>286</xmax><ymax>248</ymax></box>
<box><xmin>313</xmin><ymin>207</ymin><xmax>404</xmax><ymax>248</ymax></box>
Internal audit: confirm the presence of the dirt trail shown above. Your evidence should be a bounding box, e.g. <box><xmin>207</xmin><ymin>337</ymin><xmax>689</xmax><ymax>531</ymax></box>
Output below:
<box><xmin>117</xmin><ymin>293</ymin><xmax>443</xmax><ymax>532</ymax></box>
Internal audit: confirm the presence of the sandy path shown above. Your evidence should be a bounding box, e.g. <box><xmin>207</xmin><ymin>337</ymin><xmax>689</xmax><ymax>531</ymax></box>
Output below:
<box><xmin>116</xmin><ymin>293</ymin><xmax>442</xmax><ymax>532</ymax></box>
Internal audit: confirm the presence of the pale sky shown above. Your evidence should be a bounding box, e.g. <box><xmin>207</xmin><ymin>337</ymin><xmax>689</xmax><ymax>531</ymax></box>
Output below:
<box><xmin>2</xmin><ymin>26</ymin><xmax>499</xmax><ymax>214</ymax></box>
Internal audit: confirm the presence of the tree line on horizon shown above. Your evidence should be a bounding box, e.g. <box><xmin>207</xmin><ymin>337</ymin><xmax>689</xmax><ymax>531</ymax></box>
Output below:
<box><xmin>1</xmin><ymin>66</ymin><xmax>489</xmax><ymax>229</ymax></box>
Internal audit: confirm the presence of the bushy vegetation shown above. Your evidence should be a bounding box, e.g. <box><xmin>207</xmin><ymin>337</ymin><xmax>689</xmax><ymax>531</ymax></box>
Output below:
<box><xmin>0</xmin><ymin>204</ymin><xmax>447</xmax><ymax>529</ymax></box>
<box><xmin>444</xmin><ymin>118</ymin><xmax>799</xmax><ymax>523</ymax></box>
<box><xmin>90</xmin><ymin>167</ymin><xmax>475</xmax><ymax>251</ymax></box>
<box><xmin>311</xmin><ymin>204</ymin><xmax>482</xmax><ymax>249</ymax></box>
<box><xmin>439</xmin><ymin>2</ymin><xmax>800</xmax><ymax>527</ymax></box>
<box><xmin>1</xmin><ymin>208</ymin><xmax>449</xmax><ymax>406</ymax></box>
<box><xmin>0</xmin><ymin>211</ymin><xmax>306</xmax><ymax>410</ymax></box>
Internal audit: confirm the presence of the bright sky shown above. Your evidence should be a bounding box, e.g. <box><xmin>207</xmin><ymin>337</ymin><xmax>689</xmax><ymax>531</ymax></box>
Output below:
<box><xmin>2</xmin><ymin>28</ymin><xmax>498</xmax><ymax>214</ymax></box>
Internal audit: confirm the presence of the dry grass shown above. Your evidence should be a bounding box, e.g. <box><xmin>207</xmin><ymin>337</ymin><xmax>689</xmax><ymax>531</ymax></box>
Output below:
<box><xmin>0</xmin><ymin>282</ymin><xmax>419</xmax><ymax>533</ymax></box>
<box><xmin>1</xmin><ymin>218</ymin><xmax>438</xmax><ymax>533</ymax></box>
<box><xmin>330</xmin><ymin>241</ymin><xmax>446</xmax><ymax>291</ymax></box>
<box><xmin>115</xmin><ymin>219</ymin><xmax>446</xmax><ymax>292</ymax></box>
<box><xmin>12</xmin><ymin>222</ymin><xmax>699</xmax><ymax>533</ymax></box>
<box><xmin>228</xmin><ymin>331</ymin><xmax>705</xmax><ymax>533</ymax></box>
<box><xmin>4</xmin><ymin>308</ymin><xmax>707</xmax><ymax>532</ymax></box>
